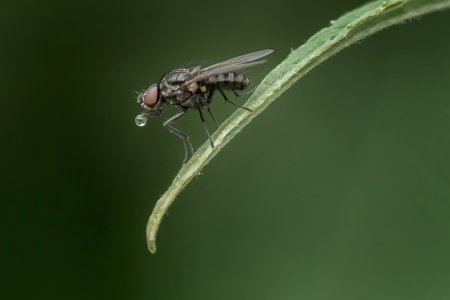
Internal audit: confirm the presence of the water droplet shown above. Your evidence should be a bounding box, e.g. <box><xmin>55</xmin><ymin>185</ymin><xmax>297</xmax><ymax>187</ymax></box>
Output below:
<box><xmin>135</xmin><ymin>114</ymin><xmax>148</xmax><ymax>127</ymax></box>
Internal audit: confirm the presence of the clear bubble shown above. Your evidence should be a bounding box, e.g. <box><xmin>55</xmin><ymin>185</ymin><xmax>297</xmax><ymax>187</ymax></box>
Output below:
<box><xmin>135</xmin><ymin>114</ymin><xmax>148</xmax><ymax>127</ymax></box>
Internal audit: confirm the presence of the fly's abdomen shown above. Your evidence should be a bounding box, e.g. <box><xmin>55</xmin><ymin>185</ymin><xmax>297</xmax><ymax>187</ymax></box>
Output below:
<box><xmin>204</xmin><ymin>72</ymin><xmax>249</xmax><ymax>91</ymax></box>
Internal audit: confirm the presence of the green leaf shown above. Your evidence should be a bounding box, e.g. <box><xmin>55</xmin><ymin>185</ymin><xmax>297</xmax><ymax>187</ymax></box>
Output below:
<box><xmin>146</xmin><ymin>0</ymin><xmax>450</xmax><ymax>254</ymax></box>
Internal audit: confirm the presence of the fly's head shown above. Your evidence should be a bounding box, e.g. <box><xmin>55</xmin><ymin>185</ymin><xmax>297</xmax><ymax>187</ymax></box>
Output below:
<box><xmin>135</xmin><ymin>84</ymin><xmax>163</xmax><ymax>127</ymax></box>
<box><xmin>136</xmin><ymin>84</ymin><xmax>159</xmax><ymax>109</ymax></box>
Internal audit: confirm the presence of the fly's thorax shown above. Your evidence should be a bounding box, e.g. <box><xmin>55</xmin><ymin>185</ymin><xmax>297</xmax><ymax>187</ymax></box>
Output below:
<box><xmin>205</xmin><ymin>72</ymin><xmax>249</xmax><ymax>90</ymax></box>
<box><xmin>160</xmin><ymin>85</ymin><xmax>191</xmax><ymax>104</ymax></box>
<box><xmin>186</xmin><ymin>82</ymin><xmax>198</xmax><ymax>93</ymax></box>
<box><xmin>164</xmin><ymin>66</ymin><xmax>200</xmax><ymax>85</ymax></box>
<box><xmin>160</xmin><ymin>66</ymin><xmax>201</xmax><ymax>104</ymax></box>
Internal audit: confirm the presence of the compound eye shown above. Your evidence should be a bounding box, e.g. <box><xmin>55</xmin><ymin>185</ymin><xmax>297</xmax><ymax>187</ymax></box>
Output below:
<box><xmin>143</xmin><ymin>84</ymin><xmax>158</xmax><ymax>108</ymax></box>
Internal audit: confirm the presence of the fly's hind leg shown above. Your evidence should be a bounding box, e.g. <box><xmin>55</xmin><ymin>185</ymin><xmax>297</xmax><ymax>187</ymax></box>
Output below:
<box><xmin>232</xmin><ymin>85</ymin><xmax>258</xmax><ymax>98</ymax></box>
<box><xmin>163</xmin><ymin>105</ymin><xmax>195</xmax><ymax>165</ymax></box>
<box><xmin>218</xmin><ymin>88</ymin><xmax>253</xmax><ymax>112</ymax></box>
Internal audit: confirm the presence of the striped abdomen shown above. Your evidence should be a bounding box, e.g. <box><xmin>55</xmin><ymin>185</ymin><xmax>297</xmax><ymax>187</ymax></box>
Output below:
<box><xmin>203</xmin><ymin>72</ymin><xmax>249</xmax><ymax>91</ymax></box>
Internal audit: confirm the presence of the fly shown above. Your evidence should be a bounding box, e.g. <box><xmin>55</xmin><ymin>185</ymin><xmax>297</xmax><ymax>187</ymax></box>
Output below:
<box><xmin>135</xmin><ymin>49</ymin><xmax>274</xmax><ymax>165</ymax></box>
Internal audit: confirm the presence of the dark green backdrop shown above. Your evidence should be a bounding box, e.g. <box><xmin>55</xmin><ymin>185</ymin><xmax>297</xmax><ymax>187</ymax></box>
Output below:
<box><xmin>2</xmin><ymin>0</ymin><xmax>449</xmax><ymax>299</ymax></box>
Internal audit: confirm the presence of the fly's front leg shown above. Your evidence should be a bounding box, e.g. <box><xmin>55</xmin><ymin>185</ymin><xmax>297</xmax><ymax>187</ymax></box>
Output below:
<box><xmin>163</xmin><ymin>106</ymin><xmax>195</xmax><ymax>165</ymax></box>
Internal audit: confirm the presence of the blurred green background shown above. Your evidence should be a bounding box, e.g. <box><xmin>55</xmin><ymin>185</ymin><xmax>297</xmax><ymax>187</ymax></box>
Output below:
<box><xmin>2</xmin><ymin>0</ymin><xmax>450</xmax><ymax>299</ymax></box>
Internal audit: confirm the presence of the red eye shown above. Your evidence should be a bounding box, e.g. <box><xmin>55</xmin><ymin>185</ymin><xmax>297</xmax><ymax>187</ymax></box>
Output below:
<box><xmin>144</xmin><ymin>85</ymin><xmax>158</xmax><ymax>108</ymax></box>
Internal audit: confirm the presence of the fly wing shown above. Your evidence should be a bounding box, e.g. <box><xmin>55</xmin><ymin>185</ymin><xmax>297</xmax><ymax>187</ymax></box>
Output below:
<box><xmin>182</xmin><ymin>49</ymin><xmax>273</xmax><ymax>87</ymax></box>
<box><xmin>201</xmin><ymin>49</ymin><xmax>273</xmax><ymax>72</ymax></box>
<box><xmin>185</xmin><ymin>60</ymin><xmax>266</xmax><ymax>84</ymax></box>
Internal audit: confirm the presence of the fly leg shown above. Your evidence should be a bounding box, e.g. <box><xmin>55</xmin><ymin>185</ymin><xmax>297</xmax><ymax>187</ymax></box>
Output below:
<box><xmin>205</xmin><ymin>87</ymin><xmax>219</xmax><ymax>127</ymax></box>
<box><xmin>207</xmin><ymin>107</ymin><xmax>219</xmax><ymax>128</ymax></box>
<box><xmin>198</xmin><ymin>107</ymin><xmax>214</xmax><ymax>148</ymax></box>
<box><xmin>218</xmin><ymin>88</ymin><xmax>253</xmax><ymax>112</ymax></box>
<box><xmin>163</xmin><ymin>105</ymin><xmax>195</xmax><ymax>165</ymax></box>
<box><xmin>232</xmin><ymin>85</ymin><xmax>258</xmax><ymax>97</ymax></box>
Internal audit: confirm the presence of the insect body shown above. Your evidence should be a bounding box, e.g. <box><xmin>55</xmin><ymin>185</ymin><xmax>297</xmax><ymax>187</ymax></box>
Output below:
<box><xmin>135</xmin><ymin>49</ymin><xmax>273</xmax><ymax>165</ymax></box>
